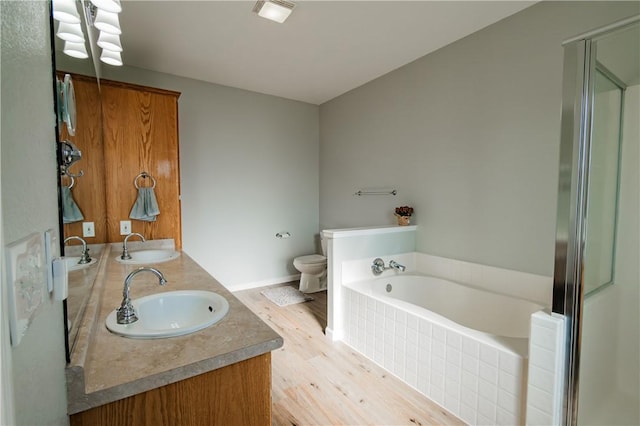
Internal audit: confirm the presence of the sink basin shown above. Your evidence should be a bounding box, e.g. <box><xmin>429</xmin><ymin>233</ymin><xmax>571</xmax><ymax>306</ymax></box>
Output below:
<box><xmin>115</xmin><ymin>249</ymin><xmax>180</xmax><ymax>265</ymax></box>
<box><xmin>105</xmin><ymin>290</ymin><xmax>229</xmax><ymax>339</ymax></box>
<box><xmin>64</xmin><ymin>256</ymin><xmax>97</xmax><ymax>271</ymax></box>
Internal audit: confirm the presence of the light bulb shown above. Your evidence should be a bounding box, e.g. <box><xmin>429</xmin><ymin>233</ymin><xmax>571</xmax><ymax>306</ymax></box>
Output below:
<box><xmin>100</xmin><ymin>49</ymin><xmax>123</xmax><ymax>66</ymax></box>
<box><xmin>97</xmin><ymin>32</ymin><xmax>122</xmax><ymax>52</ymax></box>
<box><xmin>63</xmin><ymin>41</ymin><xmax>89</xmax><ymax>59</ymax></box>
<box><xmin>56</xmin><ymin>22</ymin><xmax>85</xmax><ymax>43</ymax></box>
<box><xmin>52</xmin><ymin>0</ymin><xmax>81</xmax><ymax>24</ymax></box>
<box><xmin>94</xmin><ymin>9</ymin><xmax>121</xmax><ymax>35</ymax></box>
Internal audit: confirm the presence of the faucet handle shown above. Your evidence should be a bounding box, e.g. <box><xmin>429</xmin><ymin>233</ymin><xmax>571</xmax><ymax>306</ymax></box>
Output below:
<box><xmin>372</xmin><ymin>258</ymin><xmax>386</xmax><ymax>275</ymax></box>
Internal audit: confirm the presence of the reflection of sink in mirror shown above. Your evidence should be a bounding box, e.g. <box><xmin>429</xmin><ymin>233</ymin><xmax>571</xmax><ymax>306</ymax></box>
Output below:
<box><xmin>115</xmin><ymin>249</ymin><xmax>180</xmax><ymax>265</ymax></box>
<box><xmin>105</xmin><ymin>290</ymin><xmax>229</xmax><ymax>339</ymax></box>
<box><xmin>64</xmin><ymin>256</ymin><xmax>98</xmax><ymax>271</ymax></box>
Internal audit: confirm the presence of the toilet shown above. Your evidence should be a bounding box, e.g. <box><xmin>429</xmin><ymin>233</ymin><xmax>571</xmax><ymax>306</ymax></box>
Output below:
<box><xmin>293</xmin><ymin>233</ymin><xmax>327</xmax><ymax>293</ymax></box>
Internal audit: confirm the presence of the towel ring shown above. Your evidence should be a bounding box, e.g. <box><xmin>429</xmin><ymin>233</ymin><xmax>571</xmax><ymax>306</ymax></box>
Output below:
<box><xmin>64</xmin><ymin>175</ymin><xmax>75</xmax><ymax>189</ymax></box>
<box><xmin>134</xmin><ymin>172</ymin><xmax>156</xmax><ymax>189</ymax></box>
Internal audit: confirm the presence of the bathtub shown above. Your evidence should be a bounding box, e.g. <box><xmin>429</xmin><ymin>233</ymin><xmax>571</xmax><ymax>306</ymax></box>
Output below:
<box><xmin>341</xmin><ymin>274</ymin><xmax>542</xmax><ymax>425</ymax></box>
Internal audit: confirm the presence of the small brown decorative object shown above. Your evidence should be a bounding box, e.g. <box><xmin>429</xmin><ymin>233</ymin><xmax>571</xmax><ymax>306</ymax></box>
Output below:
<box><xmin>395</xmin><ymin>215</ymin><xmax>411</xmax><ymax>226</ymax></box>
<box><xmin>394</xmin><ymin>206</ymin><xmax>413</xmax><ymax>226</ymax></box>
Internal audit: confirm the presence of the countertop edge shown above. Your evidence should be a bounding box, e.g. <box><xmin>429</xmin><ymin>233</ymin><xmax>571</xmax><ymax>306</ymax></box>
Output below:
<box><xmin>67</xmin><ymin>336</ymin><xmax>283</xmax><ymax>414</ymax></box>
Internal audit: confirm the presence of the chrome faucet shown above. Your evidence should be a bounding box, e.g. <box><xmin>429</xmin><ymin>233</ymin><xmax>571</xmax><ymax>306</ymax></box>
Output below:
<box><xmin>116</xmin><ymin>267</ymin><xmax>168</xmax><ymax>324</ymax></box>
<box><xmin>63</xmin><ymin>236</ymin><xmax>91</xmax><ymax>264</ymax></box>
<box><xmin>371</xmin><ymin>258</ymin><xmax>406</xmax><ymax>275</ymax></box>
<box><xmin>389</xmin><ymin>260</ymin><xmax>406</xmax><ymax>272</ymax></box>
<box><xmin>121</xmin><ymin>232</ymin><xmax>145</xmax><ymax>260</ymax></box>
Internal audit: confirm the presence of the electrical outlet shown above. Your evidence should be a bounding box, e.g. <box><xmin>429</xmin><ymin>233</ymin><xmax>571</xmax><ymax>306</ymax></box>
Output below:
<box><xmin>120</xmin><ymin>220</ymin><xmax>131</xmax><ymax>235</ymax></box>
<box><xmin>82</xmin><ymin>222</ymin><xmax>95</xmax><ymax>238</ymax></box>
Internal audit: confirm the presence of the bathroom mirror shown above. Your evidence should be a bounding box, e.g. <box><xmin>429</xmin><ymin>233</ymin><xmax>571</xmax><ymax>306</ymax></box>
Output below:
<box><xmin>52</xmin><ymin>4</ymin><xmax>183</xmax><ymax>358</ymax></box>
<box><xmin>51</xmin><ymin>5</ymin><xmax>106</xmax><ymax>358</ymax></box>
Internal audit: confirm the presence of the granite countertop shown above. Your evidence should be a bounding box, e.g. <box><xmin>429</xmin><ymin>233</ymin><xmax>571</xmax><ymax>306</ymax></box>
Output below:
<box><xmin>66</xmin><ymin>243</ymin><xmax>283</xmax><ymax>414</ymax></box>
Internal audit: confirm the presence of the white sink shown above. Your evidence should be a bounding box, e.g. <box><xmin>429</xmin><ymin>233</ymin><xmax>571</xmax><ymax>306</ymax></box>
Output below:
<box><xmin>105</xmin><ymin>290</ymin><xmax>229</xmax><ymax>339</ymax></box>
<box><xmin>64</xmin><ymin>256</ymin><xmax>97</xmax><ymax>271</ymax></box>
<box><xmin>115</xmin><ymin>249</ymin><xmax>180</xmax><ymax>265</ymax></box>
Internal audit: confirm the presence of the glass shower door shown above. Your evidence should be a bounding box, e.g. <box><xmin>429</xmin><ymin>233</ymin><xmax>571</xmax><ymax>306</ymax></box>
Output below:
<box><xmin>576</xmin><ymin>24</ymin><xmax>639</xmax><ymax>426</ymax></box>
<box><xmin>554</xmin><ymin>17</ymin><xmax>639</xmax><ymax>426</ymax></box>
<box><xmin>582</xmin><ymin>68</ymin><xmax>622</xmax><ymax>296</ymax></box>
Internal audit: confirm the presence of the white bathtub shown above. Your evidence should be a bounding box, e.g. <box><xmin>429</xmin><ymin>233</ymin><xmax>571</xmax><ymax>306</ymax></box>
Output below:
<box><xmin>352</xmin><ymin>274</ymin><xmax>542</xmax><ymax>339</ymax></box>
<box><xmin>342</xmin><ymin>274</ymin><xmax>541</xmax><ymax>425</ymax></box>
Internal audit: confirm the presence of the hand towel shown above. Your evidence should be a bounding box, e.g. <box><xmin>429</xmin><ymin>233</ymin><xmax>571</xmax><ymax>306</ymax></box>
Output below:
<box><xmin>62</xmin><ymin>186</ymin><xmax>84</xmax><ymax>224</ymax></box>
<box><xmin>129</xmin><ymin>187</ymin><xmax>160</xmax><ymax>222</ymax></box>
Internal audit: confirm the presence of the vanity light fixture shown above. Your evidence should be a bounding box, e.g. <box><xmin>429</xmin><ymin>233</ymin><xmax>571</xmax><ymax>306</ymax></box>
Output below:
<box><xmin>88</xmin><ymin>2</ymin><xmax>124</xmax><ymax>66</ymax></box>
<box><xmin>52</xmin><ymin>0</ymin><xmax>125</xmax><ymax>66</ymax></box>
<box><xmin>253</xmin><ymin>0</ymin><xmax>296</xmax><ymax>24</ymax></box>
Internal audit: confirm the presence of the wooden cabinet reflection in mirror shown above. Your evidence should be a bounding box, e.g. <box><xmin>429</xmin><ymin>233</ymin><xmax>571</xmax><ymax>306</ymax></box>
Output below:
<box><xmin>60</xmin><ymin>73</ymin><xmax>182</xmax><ymax>248</ymax></box>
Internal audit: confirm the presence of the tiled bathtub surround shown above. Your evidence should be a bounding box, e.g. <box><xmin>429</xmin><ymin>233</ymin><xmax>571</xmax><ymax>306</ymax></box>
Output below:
<box><xmin>335</xmin><ymin>249</ymin><xmax>552</xmax><ymax>425</ymax></box>
<box><xmin>525</xmin><ymin>312</ymin><xmax>566</xmax><ymax>425</ymax></box>
<box><xmin>343</xmin><ymin>285</ymin><xmax>528</xmax><ymax>425</ymax></box>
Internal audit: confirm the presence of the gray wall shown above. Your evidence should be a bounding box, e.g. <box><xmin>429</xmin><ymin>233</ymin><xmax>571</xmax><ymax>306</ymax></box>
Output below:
<box><xmin>100</xmin><ymin>66</ymin><xmax>320</xmax><ymax>290</ymax></box>
<box><xmin>319</xmin><ymin>1</ymin><xmax>639</xmax><ymax>276</ymax></box>
<box><xmin>1</xmin><ymin>1</ymin><xmax>69</xmax><ymax>424</ymax></box>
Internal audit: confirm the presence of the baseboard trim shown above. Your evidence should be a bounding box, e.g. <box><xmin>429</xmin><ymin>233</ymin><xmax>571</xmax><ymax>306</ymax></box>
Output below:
<box><xmin>325</xmin><ymin>327</ymin><xmax>343</xmax><ymax>342</ymax></box>
<box><xmin>228</xmin><ymin>274</ymin><xmax>301</xmax><ymax>293</ymax></box>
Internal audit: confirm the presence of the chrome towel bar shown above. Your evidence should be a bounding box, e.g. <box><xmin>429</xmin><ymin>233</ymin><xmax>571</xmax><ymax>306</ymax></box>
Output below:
<box><xmin>355</xmin><ymin>189</ymin><xmax>397</xmax><ymax>196</ymax></box>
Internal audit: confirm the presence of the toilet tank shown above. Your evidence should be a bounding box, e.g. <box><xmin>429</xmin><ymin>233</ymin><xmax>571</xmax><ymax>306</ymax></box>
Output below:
<box><xmin>320</xmin><ymin>231</ymin><xmax>327</xmax><ymax>256</ymax></box>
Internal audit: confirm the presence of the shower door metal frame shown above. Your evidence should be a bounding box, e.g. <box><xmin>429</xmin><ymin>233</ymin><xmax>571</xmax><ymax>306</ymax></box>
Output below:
<box><xmin>553</xmin><ymin>36</ymin><xmax>594</xmax><ymax>426</ymax></box>
<box><xmin>553</xmin><ymin>14</ymin><xmax>640</xmax><ymax>426</ymax></box>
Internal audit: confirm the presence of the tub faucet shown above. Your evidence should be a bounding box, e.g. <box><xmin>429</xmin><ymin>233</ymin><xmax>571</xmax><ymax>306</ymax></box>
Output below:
<box><xmin>117</xmin><ymin>267</ymin><xmax>168</xmax><ymax>324</ymax></box>
<box><xmin>121</xmin><ymin>232</ymin><xmax>145</xmax><ymax>260</ymax></box>
<box><xmin>372</xmin><ymin>258</ymin><xmax>406</xmax><ymax>275</ymax></box>
<box><xmin>63</xmin><ymin>236</ymin><xmax>91</xmax><ymax>264</ymax></box>
<box><xmin>389</xmin><ymin>260</ymin><xmax>406</xmax><ymax>272</ymax></box>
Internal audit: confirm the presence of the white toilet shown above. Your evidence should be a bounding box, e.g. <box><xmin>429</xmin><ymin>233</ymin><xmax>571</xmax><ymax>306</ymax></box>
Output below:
<box><xmin>293</xmin><ymin>233</ymin><xmax>327</xmax><ymax>293</ymax></box>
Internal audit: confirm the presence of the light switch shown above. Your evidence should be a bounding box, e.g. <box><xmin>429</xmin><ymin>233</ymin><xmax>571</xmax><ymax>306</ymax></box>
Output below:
<box><xmin>82</xmin><ymin>222</ymin><xmax>95</xmax><ymax>238</ymax></box>
<box><xmin>120</xmin><ymin>220</ymin><xmax>131</xmax><ymax>235</ymax></box>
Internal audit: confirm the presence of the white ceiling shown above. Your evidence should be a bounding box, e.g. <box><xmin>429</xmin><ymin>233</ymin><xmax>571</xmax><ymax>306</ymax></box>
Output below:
<box><xmin>118</xmin><ymin>1</ymin><xmax>536</xmax><ymax>105</ymax></box>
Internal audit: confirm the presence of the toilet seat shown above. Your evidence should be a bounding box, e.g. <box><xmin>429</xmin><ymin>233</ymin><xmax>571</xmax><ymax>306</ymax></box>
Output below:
<box><xmin>295</xmin><ymin>254</ymin><xmax>326</xmax><ymax>265</ymax></box>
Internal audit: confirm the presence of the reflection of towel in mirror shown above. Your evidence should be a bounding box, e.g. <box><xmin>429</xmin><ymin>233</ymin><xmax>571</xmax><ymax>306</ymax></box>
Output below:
<box><xmin>129</xmin><ymin>187</ymin><xmax>160</xmax><ymax>222</ymax></box>
<box><xmin>62</xmin><ymin>186</ymin><xmax>84</xmax><ymax>223</ymax></box>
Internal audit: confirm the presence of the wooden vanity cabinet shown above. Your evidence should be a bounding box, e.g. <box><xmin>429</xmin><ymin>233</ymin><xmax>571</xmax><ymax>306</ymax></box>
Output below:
<box><xmin>100</xmin><ymin>80</ymin><xmax>182</xmax><ymax>248</ymax></box>
<box><xmin>70</xmin><ymin>353</ymin><xmax>272</xmax><ymax>426</ymax></box>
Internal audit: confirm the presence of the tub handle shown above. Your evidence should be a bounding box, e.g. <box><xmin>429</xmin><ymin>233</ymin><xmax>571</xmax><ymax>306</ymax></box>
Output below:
<box><xmin>372</xmin><ymin>258</ymin><xmax>386</xmax><ymax>275</ymax></box>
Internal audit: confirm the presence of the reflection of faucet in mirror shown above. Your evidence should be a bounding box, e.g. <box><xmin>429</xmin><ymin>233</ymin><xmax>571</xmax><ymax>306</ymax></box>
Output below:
<box><xmin>63</xmin><ymin>236</ymin><xmax>91</xmax><ymax>264</ymax></box>
<box><xmin>121</xmin><ymin>232</ymin><xmax>145</xmax><ymax>260</ymax></box>
<box><xmin>117</xmin><ymin>267</ymin><xmax>168</xmax><ymax>324</ymax></box>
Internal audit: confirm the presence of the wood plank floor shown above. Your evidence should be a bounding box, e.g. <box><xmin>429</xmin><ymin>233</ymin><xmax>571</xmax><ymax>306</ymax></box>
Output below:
<box><xmin>234</xmin><ymin>283</ymin><xmax>465</xmax><ymax>426</ymax></box>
